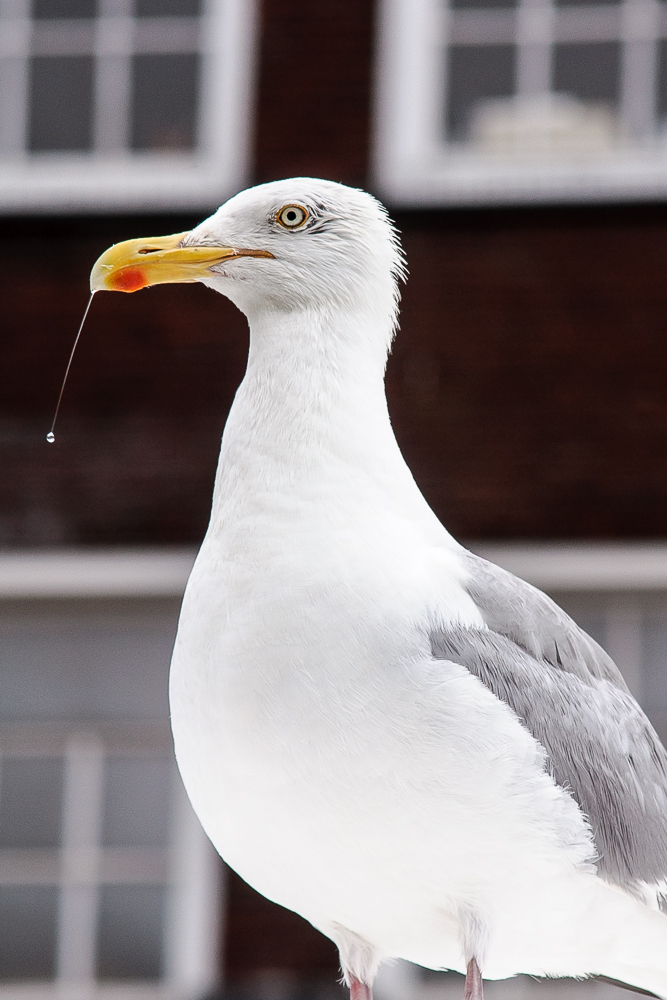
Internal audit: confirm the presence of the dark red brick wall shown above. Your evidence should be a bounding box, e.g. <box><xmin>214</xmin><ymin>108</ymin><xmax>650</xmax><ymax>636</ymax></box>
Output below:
<box><xmin>390</xmin><ymin>204</ymin><xmax>667</xmax><ymax>539</ymax></box>
<box><xmin>0</xmin><ymin>214</ymin><xmax>244</xmax><ymax>545</ymax></box>
<box><xmin>254</xmin><ymin>0</ymin><xmax>375</xmax><ymax>187</ymax></box>
<box><xmin>224</xmin><ymin>870</ymin><xmax>339</xmax><ymax>981</ymax></box>
<box><xmin>5</xmin><ymin>205</ymin><xmax>667</xmax><ymax>546</ymax></box>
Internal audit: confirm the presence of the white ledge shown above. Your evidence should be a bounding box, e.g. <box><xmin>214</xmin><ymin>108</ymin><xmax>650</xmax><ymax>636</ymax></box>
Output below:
<box><xmin>470</xmin><ymin>542</ymin><xmax>667</xmax><ymax>591</ymax></box>
<box><xmin>2</xmin><ymin>543</ymin><xmax>667</xmax><ymax>599</ymax></box>
<box><xmin>0</xmin><ymin>548</ymin><xmax>197</xmax><ymax>598</ymax></box>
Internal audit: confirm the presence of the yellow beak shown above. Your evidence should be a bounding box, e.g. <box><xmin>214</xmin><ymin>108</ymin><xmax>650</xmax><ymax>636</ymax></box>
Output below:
<box><xmin>90</xmin><ymin>231</ymin><xmax>275</xmax><ymax>293</ymax></box>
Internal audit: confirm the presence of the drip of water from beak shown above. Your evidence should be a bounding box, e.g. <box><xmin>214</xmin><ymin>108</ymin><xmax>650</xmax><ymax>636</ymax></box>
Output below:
<box><xmin>47</xmin><ymin>291</ymin><xmax>96</xmax><ymax>444</ymax></box>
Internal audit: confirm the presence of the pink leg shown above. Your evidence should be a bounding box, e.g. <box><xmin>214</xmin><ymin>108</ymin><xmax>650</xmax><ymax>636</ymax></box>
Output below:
<box><xmin>463</xmin><ymin>958</ymin><xmax>483</xmax><ymax>1000</ymax></box>
<box><xmin>350</xmin><ymin>974</ymin><xmax>373</xmax><ymax>1000</ymax></box>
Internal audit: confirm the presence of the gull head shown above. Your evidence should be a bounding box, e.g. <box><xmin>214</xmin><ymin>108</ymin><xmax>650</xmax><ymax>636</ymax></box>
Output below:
<box><xmin>91</xmin><ymin>178</ymin><xmax>405</xmax><ymax>326</ymax></box>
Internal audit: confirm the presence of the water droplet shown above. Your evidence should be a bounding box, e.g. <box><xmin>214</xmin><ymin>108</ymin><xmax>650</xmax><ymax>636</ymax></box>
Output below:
<box><xmin>46</xmin><ymin>432</ymin><xmax>55</xmax><ymax>443</ymax></box>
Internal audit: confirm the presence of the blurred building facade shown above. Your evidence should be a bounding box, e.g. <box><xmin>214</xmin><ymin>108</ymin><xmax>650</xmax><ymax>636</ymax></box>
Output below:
<box><xmin>3</xmin><ymin>0</ymin><xmax>667</xmax><ymax>998</ymax></box>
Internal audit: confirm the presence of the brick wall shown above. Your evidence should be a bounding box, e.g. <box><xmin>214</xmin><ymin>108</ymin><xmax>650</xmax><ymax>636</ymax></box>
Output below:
<box><xmin>5</xmin><ymin>203</ymin><xmax>667</xmax><ymax>546</ymax></box>
<box><xmin>392</xmin><ymin>204</ymin><xmax>667</xmax><ymax>539</ymax></box>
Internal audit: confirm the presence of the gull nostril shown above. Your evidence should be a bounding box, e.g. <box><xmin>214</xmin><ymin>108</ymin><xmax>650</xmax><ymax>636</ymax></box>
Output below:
<box><xmin>137</xmin><ymin>247</ymin><xmax>161</xmax><ymax>255</ymax></box>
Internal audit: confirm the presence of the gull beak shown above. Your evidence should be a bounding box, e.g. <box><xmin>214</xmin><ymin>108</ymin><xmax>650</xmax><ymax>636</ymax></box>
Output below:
<box><xmin>90</xmin><ymin>231</ymin><xmax>275</xmax><ymax>293</ymax></box>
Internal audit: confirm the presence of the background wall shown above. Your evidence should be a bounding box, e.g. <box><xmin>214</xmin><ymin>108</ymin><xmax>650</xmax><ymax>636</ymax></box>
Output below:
<box><xmin>6</xmin><ymin>203</ymin><xmax>667</xmax><ymax>546</ymax></box>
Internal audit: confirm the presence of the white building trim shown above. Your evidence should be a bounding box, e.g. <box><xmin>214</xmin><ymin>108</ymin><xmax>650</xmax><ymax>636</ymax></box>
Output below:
<box><xmin>0</xmin><ymin>548</ymin><xmax>197</xmax><ymax>599</ymax></box>
<box><xmin>471</xmin><ymin>541</ymin><xmax>667</xmax><ymax>591</ymax></box>
<box><xmin>4</xmin><ymin>543</ymin><xmax>667</xmax><ymax>601</ymax></box>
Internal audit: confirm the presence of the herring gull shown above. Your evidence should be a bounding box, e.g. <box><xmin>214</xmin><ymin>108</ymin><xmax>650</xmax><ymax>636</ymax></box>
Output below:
<box><xmin>91</xmin><ymin>178</ymin><xmax>667</xmax><ymax>1000</ymax></box>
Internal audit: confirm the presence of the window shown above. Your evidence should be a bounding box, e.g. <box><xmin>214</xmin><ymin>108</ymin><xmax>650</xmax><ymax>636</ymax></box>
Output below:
<box><xmin>374</xmin><ymin>0</ymin><xmax>667</xmax><ymax>205</ymax></box>
<box><xmin>0</xmin><ymin>550</ymin><xmax>221</xmax><ymax>999</ymax></box>
<box><xmin>0</xmin><ymin>0</ymin><xmax>257</xmax><ymax>211</ymax></box>
<box><xmin>0</xmin><ymin>729</ymin><xmax>219</xmax><ymax>997</ymax></box>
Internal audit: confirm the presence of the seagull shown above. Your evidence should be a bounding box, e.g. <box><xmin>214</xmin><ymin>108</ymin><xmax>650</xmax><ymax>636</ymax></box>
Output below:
<box><xmin>91</xmin><ymin>178</ymin><xmax>667</xmax><ymax>1000</ymax></box>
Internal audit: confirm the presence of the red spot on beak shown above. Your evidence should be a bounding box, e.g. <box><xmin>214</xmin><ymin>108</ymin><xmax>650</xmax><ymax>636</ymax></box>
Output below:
<box><xmin>111</xmin><ymin>268</ymin><xmax>149</xmax><ymax>293</ymax></box>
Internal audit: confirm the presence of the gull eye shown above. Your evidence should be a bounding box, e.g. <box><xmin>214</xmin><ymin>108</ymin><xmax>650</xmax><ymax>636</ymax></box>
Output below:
<box><xmin>277</xmin><ymin>204</ymin><xmax>309</xmax><ymax>230</ymax></box>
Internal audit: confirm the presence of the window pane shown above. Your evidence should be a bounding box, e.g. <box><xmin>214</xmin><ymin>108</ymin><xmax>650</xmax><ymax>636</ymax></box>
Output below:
<box><xmin>0</xmin><ymin>603</ymin><xmax>175</xmax><ymax>722</ymax></box>
<box><xmin>643</xmin><ymin>619</ymin><xmax>667</xmax><ymax>711</ymax></box>
<box><xmin>0</xmin><ymin>887</ymin><xmax>58</xmax><ymax>980</ymax></box>
<box><xmin>553</xmin><ymin>42</ymin><xmax>621</xmax><ymax>105</ymax></box>
<box><xmin>130</xmin><ymin>53</ymin><xmax>199</xmax><ymax>151</ymax></box>
<box><xmin>0</xmin><ymin>758</ymin><xmax>63</xmax><ymax>849</ymax></box>
<box><xmin>32</xmin><ymin>0</ymin><xmax>96</xmax><ymax>16</ymax></box>
<box><xmin>28</xmin><ymin>56</ymin><xmax>94</xmax><ymax>152</ymax></box>
<box><xmin>102</xmin><ymin>757</ymin><xmax>170</xmax><ymax>847</ymax></box>
<box><xmin>447</xmin><ymin>45</ymin><xmax>516</xmax><ymax>140</ymax></box>
<box><xmin>136</xmin><ymin>0</ymin><xmax>201</xmax><ymax>15</ymax></box>
<box><xmin>572</xmin><ymin>614</ymin><xmax>606</xmax><ymax>650</ymax></box>
<box><xmin>97</xmin><ymin>885</ymin><xmax>165</xmax><ymax>979</ymax></box>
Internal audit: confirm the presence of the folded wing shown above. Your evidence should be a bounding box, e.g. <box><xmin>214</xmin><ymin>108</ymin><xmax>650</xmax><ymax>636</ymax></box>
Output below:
<box><xmin>430</xmin><ymin>552</ymin><xmax>667</xmax><ymax>894</ymax></box>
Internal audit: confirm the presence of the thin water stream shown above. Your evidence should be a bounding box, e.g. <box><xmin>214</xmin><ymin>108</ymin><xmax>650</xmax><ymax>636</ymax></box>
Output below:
<box><xmin>47</xmin><ymin>291</ymin><xmax>96</xmax><ymax>443</ymax></box>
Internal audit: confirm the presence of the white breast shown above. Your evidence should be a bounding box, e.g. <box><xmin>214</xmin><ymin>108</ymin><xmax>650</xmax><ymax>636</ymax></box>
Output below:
<box><xmin>170</xmin><ymin>507</ymin><xmax>596</xmax><ymax>980</ymax></box>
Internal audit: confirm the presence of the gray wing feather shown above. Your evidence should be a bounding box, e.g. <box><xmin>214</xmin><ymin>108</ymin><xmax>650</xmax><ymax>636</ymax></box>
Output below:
<box><xmin>463</xmin><ymin>552</ymin><xmax>628</xmax><ymax>689</ymax></box>
<box><xmin>430</xmin><ymin>551</ymin><xmax>667</xmax><ymax>891</ymax></box>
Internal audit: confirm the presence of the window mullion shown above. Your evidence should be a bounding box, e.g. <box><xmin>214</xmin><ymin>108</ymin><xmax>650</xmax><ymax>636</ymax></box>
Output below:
<box><xmin>0</xmin><ymin>0</ymin><xmax>31</xmax><ymax>155</ymax></box>
<box><xmin>516</xmin><ymin>0</ymin><xmax>554</xmax><ymax>99</ymax></box>
<box><xmin>163</xmin><ymin>764</ymin><xmax>221</xmax><ymax>999</ymax></box>
<box><xmin>94</xmin><ymin>4</ymin><xmax>133</xmax><ymax>154</ymax></box>
<box><xmin>621</xmin><ymin>0</ymin><xmax>659</xmax><ymax>144</ymax></box>
<box><xmin>56</xmin><ymin>733</ymin><xmax>104</xmax><ymax>991</ymax></box>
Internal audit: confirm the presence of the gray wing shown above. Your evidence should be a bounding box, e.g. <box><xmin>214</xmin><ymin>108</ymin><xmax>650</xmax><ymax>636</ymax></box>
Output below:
<box><xmin>430</xmin><ymin>551</ymin><xmax>667</xmax><ymax>892</ymax></box>
<box><xmin>463</xmin><ymin>551</ymin><xmax>628</xmax><ymax>689</ymax></box>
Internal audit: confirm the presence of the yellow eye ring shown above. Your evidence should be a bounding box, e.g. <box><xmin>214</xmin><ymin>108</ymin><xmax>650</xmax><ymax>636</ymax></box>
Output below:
<box><xmin>277</xmin><ymin>204</ymin><xmax>309</xmax><ymax>229</ymax></box>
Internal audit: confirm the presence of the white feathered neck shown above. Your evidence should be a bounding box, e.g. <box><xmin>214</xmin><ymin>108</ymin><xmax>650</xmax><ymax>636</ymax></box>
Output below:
<box><xmin>207</xmin><ymin>299</ymin><xmax>448</xmax><ymax>547</ymax></box>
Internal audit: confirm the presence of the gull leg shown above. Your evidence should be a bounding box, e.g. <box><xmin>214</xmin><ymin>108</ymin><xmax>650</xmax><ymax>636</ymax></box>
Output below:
<box><xmin>463</xmin><ymin>959</ymin><xmax>483</xmax><ymax>1000</ymax></box>
<box><xmin>350</xmin><ymin>974</ymin><xmax>373</xmax><ymax>1000</ymax></box>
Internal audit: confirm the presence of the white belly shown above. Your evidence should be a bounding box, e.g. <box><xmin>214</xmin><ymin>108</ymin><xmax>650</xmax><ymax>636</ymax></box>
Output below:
<box><xmin>169</xmin><ymin>539</ymin><xmax>597</xmax><ymax>981</ymax></box>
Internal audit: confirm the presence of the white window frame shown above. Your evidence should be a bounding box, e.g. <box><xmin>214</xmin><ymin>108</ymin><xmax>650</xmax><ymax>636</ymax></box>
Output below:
<box><xmin>0</xmin><ymin>548</ymin><xmax>221</xmax><ymax>1000</ymax></box>
<box><xmin>374</xmin><ymin>0</ymin><xmax>667</xmax><ymax>207</ymax></box>
<box><xmin>0</xmin><ymin>0</ymin><xmax>257</xmax><ymax>213</ymax></box>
